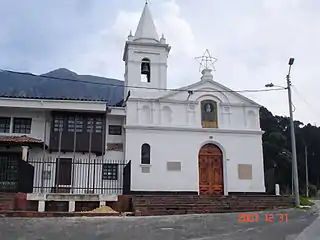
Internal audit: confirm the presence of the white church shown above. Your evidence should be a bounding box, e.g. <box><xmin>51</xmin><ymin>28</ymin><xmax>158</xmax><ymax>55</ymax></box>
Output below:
<box><xmin>123</xmin><ymin>3</ymin><xmax>265</xmax><ymax>195</ymax></box>
<box><xmin>0</xmin><ymin>2</ymin><xmax>265</xmax><ymax>209</ymax></box>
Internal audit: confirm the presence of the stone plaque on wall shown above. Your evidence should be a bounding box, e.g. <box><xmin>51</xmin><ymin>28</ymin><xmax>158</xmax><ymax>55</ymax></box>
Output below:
<box><xmin>167</xmin><ymin>162</ymin><xmax>181</xmax><ymax>171</ymax></box>
<box><xmin>238</xmin><ymin>164</ymin><xmax>252</xmax><ymax>179</ymax></box>
<box><xmin>141</xmin><ymin>165</ymin><xmax>150</xmax><ymax>173</ymax></box>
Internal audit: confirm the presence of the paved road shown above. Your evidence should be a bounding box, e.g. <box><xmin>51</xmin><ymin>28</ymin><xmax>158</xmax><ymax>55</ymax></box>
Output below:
<box><xmin>0</xmin><ymin>208</ymin><xmax>318</xmax><ymax>240</ymax></box>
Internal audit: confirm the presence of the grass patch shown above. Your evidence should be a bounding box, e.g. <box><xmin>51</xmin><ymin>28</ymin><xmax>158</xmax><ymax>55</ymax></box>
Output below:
<box><xmin>300</xmin><ymin>196</ymin><xmax>315</xmax><ymax>206</ymax></box>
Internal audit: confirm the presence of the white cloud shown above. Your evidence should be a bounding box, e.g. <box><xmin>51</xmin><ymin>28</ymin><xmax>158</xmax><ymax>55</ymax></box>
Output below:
<box><xmin>1</xmin><ymin>0</ymin><xmax>319</xmax><ymax>125</ymax></box>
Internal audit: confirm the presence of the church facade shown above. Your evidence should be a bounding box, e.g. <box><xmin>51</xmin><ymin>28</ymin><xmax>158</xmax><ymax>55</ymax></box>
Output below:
<box><xmin>0</xmin><ymin>2</ymin><xmax>265</xmax><ymax>207</ymax></box>
<box><xmin>123</xmin><ymin>3</ymin><xmax>265</xmax><ymax>195</ymax></box>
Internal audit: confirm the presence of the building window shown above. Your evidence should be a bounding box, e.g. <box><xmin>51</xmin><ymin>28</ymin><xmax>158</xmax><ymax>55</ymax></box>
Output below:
<box><xmin>108</xmin><ymin>125</ymin><xmax>122</xmax><ymax>135</ymax></box>
<box><xmin>75</xmin><ymin>117</ymin><xmax>83</xmax><ymax>133</ymax></box>
<box><xmin>141</xmin><ymin>143</ymin><xmax>151</xmax><ymax>164</ymax></box>
<box><xmin>102</xmin><ymin>164</ymin><xmax>118</xmax><ymax>180</ymax></box>
<box><xmin>0</xmin><ymin>117</ymin><xmax>10</xmax><ymax>133</ymax></box>
<box><xmin>13</xmin><ymin>118</ymin><xmax>32</xmax><ymax>134</ymax></box>
<box><xmin>95</xmin><ymin>118</ymin><xmax>103</xmax><ymax>133</ymax></box>
<box><xmin>201</xmin><ymin>100</ymin><xmax>218</xmax><ymax>128</ymax></box>
<box><xmin>67</xmin><ymin>117</ymin><xmax>75</xmax><ymax>132</ymax></box>
<box><xmin>54</xmin><ymin>116</ymin><xmax>64</xmax><ymax>132</ymax></box>
<box><xmin>86</xmin><ymin>118</ymin><xmax>94</xmax><ymax>133</ymax></box>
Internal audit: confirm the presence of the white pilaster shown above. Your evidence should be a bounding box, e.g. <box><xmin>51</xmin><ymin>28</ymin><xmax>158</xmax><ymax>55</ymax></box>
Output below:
<box><xmin>38</xmin><ymin>201</ymin><xmax>45</xmax><ymax>212</ymax></box>
<box><xmin>68</xmin><ymin>201</ymin><xmax>75</xmax><ymax>212</ymax></box>
<box><xmin>22</xmin><ymin>146</ymin><xmax>29</xmax><ymax>161</ymax></box>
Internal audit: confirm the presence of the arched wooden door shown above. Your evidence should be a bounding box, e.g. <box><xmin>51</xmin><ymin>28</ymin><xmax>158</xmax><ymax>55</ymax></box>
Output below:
<box><xmin>198</xmin><ymin>144</ymin><xmax>224</xmax><ymax>195</ymax></box>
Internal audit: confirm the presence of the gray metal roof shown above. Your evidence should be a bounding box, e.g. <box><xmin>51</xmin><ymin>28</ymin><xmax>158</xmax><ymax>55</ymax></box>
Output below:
<box><xmin>0</xmin><ymin>68</ymin><xmax>124</xmax><ymax>106</ymax></box>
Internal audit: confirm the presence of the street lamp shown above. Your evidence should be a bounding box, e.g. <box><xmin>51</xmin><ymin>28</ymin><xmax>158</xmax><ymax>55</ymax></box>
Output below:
<box><xmin>266</xmin><ymin>58</ymin><xmax>300</xmax><ymax>207</ymax></box>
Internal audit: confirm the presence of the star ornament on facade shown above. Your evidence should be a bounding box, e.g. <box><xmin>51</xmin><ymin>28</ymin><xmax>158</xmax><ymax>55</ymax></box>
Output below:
<box><xmin>195</xmin><ymin>49</ymin><xmax>218</xmax><ymax>72</ymax></box>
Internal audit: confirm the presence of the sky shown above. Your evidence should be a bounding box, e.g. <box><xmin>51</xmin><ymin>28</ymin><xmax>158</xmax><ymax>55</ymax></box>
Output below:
<box><xmin>0</xmin><ymin>0</ymin><xmax>319</xmax><ymax>125</ymax></box>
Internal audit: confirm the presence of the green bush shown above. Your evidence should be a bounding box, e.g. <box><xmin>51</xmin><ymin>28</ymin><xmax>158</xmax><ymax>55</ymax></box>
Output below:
<box><xmin>308</xmin><ymin>184</ymin><xmax>318</xmax><ymax>197</ymax></box>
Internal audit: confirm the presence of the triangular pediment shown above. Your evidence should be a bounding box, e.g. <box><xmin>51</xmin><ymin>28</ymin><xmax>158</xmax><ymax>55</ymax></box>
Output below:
<box><xmin>158</xmin><ymin>79</ymin><xmax>260</xmax><ymax>106</ymax></box>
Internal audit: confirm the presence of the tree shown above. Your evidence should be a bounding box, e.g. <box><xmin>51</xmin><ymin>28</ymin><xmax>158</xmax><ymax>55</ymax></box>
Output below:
<box><xmin>260</xmin><ymin>107</ymin><xmax>320</xmax><ymax>194</ymax></box>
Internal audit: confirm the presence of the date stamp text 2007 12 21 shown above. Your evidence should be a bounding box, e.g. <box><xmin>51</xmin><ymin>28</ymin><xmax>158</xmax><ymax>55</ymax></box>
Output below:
<box><xmin>238</xmin><ymin>213</ymin><xmax>288</xmax><ymax>223</ymax></box>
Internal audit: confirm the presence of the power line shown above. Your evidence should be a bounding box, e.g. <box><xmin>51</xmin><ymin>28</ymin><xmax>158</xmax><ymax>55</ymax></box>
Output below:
<box><xmin>292</xmin><ymin>86</ymin><xmax>320</xmax><ymax>116</ymax></box>
<box><xmin>0</xmin><ymin>69</ymin><xmax>286</xmax><ymax>94</ymax></box>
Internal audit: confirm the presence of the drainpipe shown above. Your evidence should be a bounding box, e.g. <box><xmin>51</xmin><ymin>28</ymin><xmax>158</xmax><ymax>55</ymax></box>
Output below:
<box><xmin>41</xmin><ymin>111</ymin><xmax>47</xmax><ymax>193</ymax></box>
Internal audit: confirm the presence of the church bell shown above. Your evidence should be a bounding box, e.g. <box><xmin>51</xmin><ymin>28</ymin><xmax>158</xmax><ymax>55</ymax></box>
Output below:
<box><xmin>141</xmin><ymin>62</ymin><xmax>150</xmax><ymax>74</ymax></box>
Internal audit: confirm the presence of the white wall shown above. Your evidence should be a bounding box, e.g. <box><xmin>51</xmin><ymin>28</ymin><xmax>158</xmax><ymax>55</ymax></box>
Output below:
<box><xmin>125</xmin><ymin>99</ymin><xmax>261</xmax><ymax>131</ymax></box>
<box><xmin>125</xmin><ymin>128</ymin><xmax>265</xmax><ymax>193</ymax></box>
<box><xmin>0</xmin><ymin>107</ymin><xmax>50</xmax><ymax>144</ymax></box>
<box><xmin>106</xmin><ymin>115</ymin><xmax>125</xmax><ymax>160</ymax></box>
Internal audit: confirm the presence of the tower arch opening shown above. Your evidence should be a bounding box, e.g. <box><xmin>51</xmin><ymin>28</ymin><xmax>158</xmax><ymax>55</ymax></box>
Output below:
<box><xmin>141</xmin><ymin>58</ymin><xmax>151</xmax><ymax>83</ymax></box>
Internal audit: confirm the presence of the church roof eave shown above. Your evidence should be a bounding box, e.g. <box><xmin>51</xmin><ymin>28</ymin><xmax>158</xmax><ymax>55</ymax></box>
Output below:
<box><xmin>158</xmin><ymin>79</ymin><xmax>261</xmax><ymax>107</ymax></box>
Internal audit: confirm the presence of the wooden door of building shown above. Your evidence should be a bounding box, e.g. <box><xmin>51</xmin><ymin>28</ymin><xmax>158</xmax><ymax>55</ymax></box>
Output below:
<box><xmin>198</xmin><ymin>144</ymin><xmax>224</xmax><ymax>195</ymax></box>
<box><xmin>55</xmin><ymin>158</ymin><xmax>72</xmax><ymax>186</ymax></box>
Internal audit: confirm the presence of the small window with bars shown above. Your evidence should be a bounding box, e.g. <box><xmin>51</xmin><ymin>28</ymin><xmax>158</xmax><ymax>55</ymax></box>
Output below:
<box><xmin>0</xmin><ymin>117</ymin><xmax>10</xmax><ymax>133</ymax></box>
<box><xmin>102</xmin><ymin>163</ymin><xmax>118</xmax><ymax>180</ymax></box>
<box><xmin>95</xmin><ymin>118</ymin><xmax>103</xmax><ymax>133</ymax></box>
<box><xmin>54</xmin><ymin>117</ymin><xmax>64</xmax><ymax>132</ymax></box>
<box><xmin>86</xmin><ymin>118</ymin><xmax>94</xmax><ymax>133</ymax></box>
<box><xmin>67</xmin><ymin>117</ymin><xmax>75</xmax><ymax>132</ymax></box>
<box><xmin>13</xmin><ymin>118</ymin><xmax>32</xmax><ymax>134</ymax></box>
<box><xmin>75</xmin><ymin>118</ymin><xmax>83</xmax><ymax>133</ymax></box>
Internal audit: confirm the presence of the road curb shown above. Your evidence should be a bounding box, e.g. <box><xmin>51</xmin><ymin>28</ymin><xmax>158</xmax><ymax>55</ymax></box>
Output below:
<box><xmin>294</xmin><ymin>215</ymin><xmax>320</xmax><ymax>240</ymax></box>
<box><xmin>0</xmin><ymin>211</ymin><xmax>120</xmax><ymax>217</ymax></box>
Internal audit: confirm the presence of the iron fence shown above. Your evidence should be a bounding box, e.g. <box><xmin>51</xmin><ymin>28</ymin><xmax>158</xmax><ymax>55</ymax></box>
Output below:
<box><xmin>0</xmin><ymin>156</ymin><xmax>34</xmax><ymax>193</ymax></box>
<box><xmin>28</xmin><ymin>157</ymin><xmax>129</xmax><ymax>195</ymax></box>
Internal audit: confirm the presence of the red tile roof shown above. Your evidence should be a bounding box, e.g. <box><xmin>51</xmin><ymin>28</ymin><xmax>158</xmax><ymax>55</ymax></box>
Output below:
<box><xmin>0</xmin><ymin>135</ymin><xmax>43</xmax><ymax>144</ymax></box>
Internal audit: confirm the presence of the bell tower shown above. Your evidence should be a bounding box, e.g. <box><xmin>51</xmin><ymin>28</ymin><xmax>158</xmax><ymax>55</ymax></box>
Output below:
<box><xmin>122</xmin><ymin>2</ymin><xmax>171</xmax><ymax>99</ymax></box>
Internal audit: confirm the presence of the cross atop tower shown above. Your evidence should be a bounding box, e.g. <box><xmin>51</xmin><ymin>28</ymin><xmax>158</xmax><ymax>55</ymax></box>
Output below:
<box><xmin>195</xmin><ymin>49</ymin><xmax>218</xmax><ymax>72</ymax></box>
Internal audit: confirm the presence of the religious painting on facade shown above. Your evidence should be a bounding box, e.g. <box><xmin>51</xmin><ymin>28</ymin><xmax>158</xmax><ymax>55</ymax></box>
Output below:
<box><xmin>201</xmin><ymin>100</ymin><xmax>218</xmax><ymax>128</ymax></box>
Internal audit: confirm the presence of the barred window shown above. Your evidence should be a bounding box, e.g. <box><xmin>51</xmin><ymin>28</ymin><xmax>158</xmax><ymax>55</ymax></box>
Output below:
<box><xmin>67</xmin><ymin>117</ymin><xmax>75</xmax><ymax>132</ymax></box>
<box><xmin>54</xmin><ymin>116</ymin><xmax>64</xmax><ymax>132</ymax></box>
<box><xmin>75</xmin><ymin>118</ymin><xmax>83</xmax><ymax>133</ymax></box>
<box><xmin>102</xmin><ymin>164</ymin><xmax>118</xmax><ymax>180</ymax></box>
<box><xmin>0</xmin><ymin>117</ymin><xmax>10</xmax><ymax>133</ymax></box>
<box><xmin>13</xmin><ymin>118</ymin><xmax>32</xmax><ymax>134</ymax></box>
<box><xmin>95</xmin><ymin>118</ymin><xmax>102</xmax><ymax>133</ymax></box>
<box><xmin>87</xmin><ymin>118</ymin><xmax>94</xmax><ymax>133</ymax></box>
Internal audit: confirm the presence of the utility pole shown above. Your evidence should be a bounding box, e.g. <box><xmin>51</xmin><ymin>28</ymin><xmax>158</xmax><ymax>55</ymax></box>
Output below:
<box><xmin>291</xmin><ymin>167</ymin><xmax>293</xmax><ymax>195</ymax></box>
<box><xmin>305</xmin><ymin>145</ymin><xmax>309</xmax><ymax>198</ymax></box>
<box><xmin>287</xmin><ymin>58</ymin><xmax>300</xmax><ymax>207</ymax></box>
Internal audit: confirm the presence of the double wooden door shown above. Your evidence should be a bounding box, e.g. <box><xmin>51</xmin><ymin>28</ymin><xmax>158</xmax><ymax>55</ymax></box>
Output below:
<box><xmin>198</xmin><ymin>144</ymin><xmax>224</xmax><ymax>195</ymax></box>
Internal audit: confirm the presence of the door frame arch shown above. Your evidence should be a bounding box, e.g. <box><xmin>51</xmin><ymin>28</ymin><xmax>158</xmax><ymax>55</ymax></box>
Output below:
<box><xmin>198</xmin><ymin>141</ymin><xmax>228</xmax><ymax>196</ymax></box>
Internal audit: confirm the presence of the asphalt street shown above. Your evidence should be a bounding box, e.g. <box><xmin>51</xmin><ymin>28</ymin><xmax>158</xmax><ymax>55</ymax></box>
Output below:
<box><xmin>0</xmin><ymin>208</ymin><xmax>318</xmax><ymax>240</ymax></box>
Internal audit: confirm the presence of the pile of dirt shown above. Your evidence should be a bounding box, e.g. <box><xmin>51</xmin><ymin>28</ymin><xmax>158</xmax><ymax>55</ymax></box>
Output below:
<box><xmin>86</xmin><ymin>206</ymin><xmax>118</xmax><ymax>213</ymax></box>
